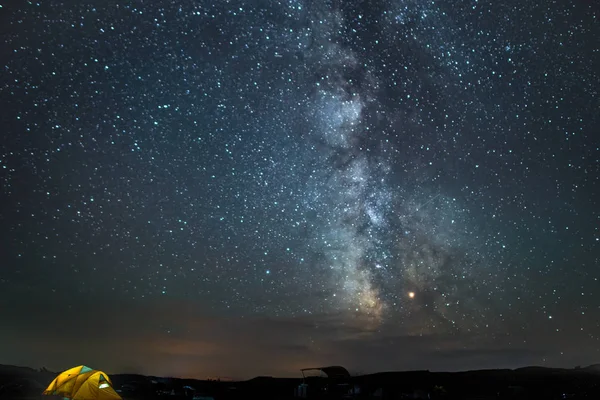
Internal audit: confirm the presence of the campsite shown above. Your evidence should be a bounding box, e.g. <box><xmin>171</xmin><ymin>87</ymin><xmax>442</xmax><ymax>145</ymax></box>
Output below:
<box><xmin>1</xmin><ymin>363</ymin><xmax>600</xmax><ymax>400</ymax></box>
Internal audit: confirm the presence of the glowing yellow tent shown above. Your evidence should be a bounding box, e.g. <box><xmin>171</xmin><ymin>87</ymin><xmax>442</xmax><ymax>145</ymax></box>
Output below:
<box><xmin>43</xmin><ymin>365</ymin><xmax>122</xmax><ymax>400</ymax></box>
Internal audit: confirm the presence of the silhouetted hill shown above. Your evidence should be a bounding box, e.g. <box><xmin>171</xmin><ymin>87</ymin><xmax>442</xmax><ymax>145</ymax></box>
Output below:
<box><xmin>582</xmin><ymin>364</ymin><xmax>600</xmax><ymax>373</ymax></box>
<box><xmin>2</xmin><ymin>363</ymin><xmax>600</xmax><ymax>399</ymax></box>
<box><xmin>0</xmin><ymin>365</ymin><xmax>44</xmax><ymax>377</ymax></box>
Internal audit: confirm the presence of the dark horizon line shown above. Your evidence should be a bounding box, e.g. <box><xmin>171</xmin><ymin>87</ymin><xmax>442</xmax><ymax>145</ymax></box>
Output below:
<box><xmin>4</xmin><ymin>362</ymin><xmax>599</xmax><ymax>383</ymax></box>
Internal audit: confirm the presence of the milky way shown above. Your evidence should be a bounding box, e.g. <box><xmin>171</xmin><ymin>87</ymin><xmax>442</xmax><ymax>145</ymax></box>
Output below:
<box><xmin>1</xmin><ymin>0</ymin><xmax>598</xmax><ymax>376</ymax></box>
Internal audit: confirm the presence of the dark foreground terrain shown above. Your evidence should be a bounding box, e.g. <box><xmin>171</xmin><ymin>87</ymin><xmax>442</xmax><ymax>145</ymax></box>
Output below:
<box><xmin>1</xmin><ymin>363</ymin><xmax>600</xmax><ymax>400</ymax></box>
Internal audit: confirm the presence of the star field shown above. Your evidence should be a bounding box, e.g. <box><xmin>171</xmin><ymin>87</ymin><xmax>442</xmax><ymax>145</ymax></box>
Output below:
<box><xmin>0</xmin><ymin>0</ymin><xmax>598</xmax><ymax>378</ymax></box>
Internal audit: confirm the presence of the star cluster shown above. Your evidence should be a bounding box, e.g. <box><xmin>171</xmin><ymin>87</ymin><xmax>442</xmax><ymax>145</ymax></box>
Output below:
<box><xmin>1</xmin><ymin>0</ymin><xmax>598</xmax><ymax>376</ymax></box>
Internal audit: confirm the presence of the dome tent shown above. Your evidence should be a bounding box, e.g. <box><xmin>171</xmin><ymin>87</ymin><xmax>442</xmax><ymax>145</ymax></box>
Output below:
<box><xmin>43</xmin><ymin>365</ymin><xmax>122</xmax><ymax>400</ymax></box>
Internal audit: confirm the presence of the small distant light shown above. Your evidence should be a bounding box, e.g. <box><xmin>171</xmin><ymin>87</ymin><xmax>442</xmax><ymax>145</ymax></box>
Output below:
<box><xmin>266</xmin><ymin>270</ymin><xmax>270</xmax><ymax>274</ymax></box>
<box><xmin>408</xmin><ymin>291</ymin><xmax>415</xmax><ymax>299</ymax></box>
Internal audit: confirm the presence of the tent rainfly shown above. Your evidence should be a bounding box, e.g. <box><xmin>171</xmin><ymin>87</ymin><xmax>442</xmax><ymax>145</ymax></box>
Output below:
<box><xmin>43</xmin><ymin>365</ymin><xmax>122</xmax><ymax>400</ymax></box>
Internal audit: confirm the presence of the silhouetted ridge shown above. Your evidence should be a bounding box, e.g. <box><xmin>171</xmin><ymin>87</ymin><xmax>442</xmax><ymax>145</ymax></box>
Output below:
<box><xmin>2</xmin><ymin>363</ymin><xmax>600</xmax><ymax>399</ymax></box>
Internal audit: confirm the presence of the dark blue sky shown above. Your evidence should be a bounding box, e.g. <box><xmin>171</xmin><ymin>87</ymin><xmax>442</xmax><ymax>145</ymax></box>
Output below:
<box><xmin>0</xmin><ymin>0</ymin><xmax>598</xmax><ymax>379</ymax></box>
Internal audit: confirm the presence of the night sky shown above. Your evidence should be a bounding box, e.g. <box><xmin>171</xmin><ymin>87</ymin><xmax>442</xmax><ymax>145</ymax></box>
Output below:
<box><xmin>1</xmin><ymin>0</ymin><xmax>598</xmax><ymax>380</ymax></box>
